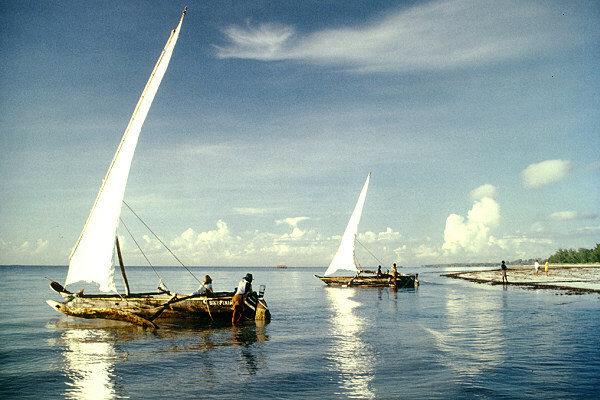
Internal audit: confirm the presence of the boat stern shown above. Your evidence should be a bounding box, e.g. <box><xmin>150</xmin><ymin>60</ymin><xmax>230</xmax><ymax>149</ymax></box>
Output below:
<box><xmin>244</xmin><ymin>285</ymin><xmax>271</xmax><ymax>322</ymax></box>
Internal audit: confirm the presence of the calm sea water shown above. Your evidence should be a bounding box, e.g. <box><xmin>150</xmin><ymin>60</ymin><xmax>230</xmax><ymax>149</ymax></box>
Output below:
<box><xmin>0</xmin><ymin>265</ymin><xmax>598</xmax><ymax>399</ymax></box>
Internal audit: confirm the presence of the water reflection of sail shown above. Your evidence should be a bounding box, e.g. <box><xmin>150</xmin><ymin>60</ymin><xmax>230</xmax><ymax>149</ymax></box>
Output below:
<box><xmin>326</xmin><ymin>288</ymin><xmax>375</xmax><ymax>399</ymax></box>
<box><xmin>426</xmin><ymin>289</ymin><xmax>506</xmax><ymax>379</ymax></box>
<box><xmin>60</xmin><ymin>329</ymin><xmax>119</xmax><ymax>400</ymax></box>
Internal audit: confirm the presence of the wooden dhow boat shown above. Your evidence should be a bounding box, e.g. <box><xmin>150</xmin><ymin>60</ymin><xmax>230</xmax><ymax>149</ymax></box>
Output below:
<box><xmin>46</xmin><ymin>8</ymin><xmax>270</xmax><ymax>329</ymax></box>
<box><xmin>314</xmin><ymin>173</ymin><xmax>418</xmax><ymax>289</ymax></box>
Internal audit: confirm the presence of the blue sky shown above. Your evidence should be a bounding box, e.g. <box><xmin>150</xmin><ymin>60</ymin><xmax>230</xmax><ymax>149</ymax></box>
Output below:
<box><xmin>1</xmin><ymin>0</ymin><xmax>599</xmax><ymax>268</ymax></box>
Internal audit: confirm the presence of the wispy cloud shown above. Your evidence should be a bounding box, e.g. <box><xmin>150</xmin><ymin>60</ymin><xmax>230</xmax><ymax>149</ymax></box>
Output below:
<box><xmin>233</xmin><ymin>207</ymin><xmax>279</xmax><ymax>215</ymax></box>
<box><xmin>547</xmin><ymin>211</ymin><xmax>598</xmax><ymax>222</ymax></box>
<box><xmin>586</xmin><ymin>161</ymin><xmax>600</xmax><ymax>171</ymax></box>
<box><xmin>275</xmin><ymin>217</ymin><xmax>310</xmax><ymax>228</ymax></box>
<box><xmin>215</xmin><ymin>0</ymin><xmax>582</xmax><ymax>72</ymax></box>
<box><xmin>217</xmin><ymin>22</ymin><xmax>295</xmax><ymax>60</ymax></box>
<box><xmin>521</xmin><ymin>159</ymin><xmax>572</xmax><ymax>189</ymax></box>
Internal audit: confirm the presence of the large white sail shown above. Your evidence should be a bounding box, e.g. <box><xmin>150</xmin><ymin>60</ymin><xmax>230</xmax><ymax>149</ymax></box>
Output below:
<box><xmin>324</xmin><ymin>173</ymin><xmax>371</xmax><ymax>277</ymax></box>
<box><xmin>66</xmin><ymin>9</ymin><xmax>186</xmax><ymax>292</ymax></box>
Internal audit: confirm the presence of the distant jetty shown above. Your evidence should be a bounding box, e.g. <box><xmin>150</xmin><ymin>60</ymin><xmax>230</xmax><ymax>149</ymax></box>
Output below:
<box><xmin>443</xmin><ymin>264</ymin><xmax>600</xmax><ymax>294</ymax></box>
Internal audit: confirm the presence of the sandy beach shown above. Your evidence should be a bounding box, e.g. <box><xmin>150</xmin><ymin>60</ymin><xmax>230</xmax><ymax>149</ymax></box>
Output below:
<box><xmin>443</xmin><ymin>264</ymin><xmax>600</xmax><ymax>294</ymax></box>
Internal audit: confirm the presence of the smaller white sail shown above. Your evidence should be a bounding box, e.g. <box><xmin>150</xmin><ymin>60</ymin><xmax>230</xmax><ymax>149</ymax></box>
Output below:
<box><xmin>324</xmin><ymin>173</ymin><xmax>371</xmax><ymax>277</ymax></box>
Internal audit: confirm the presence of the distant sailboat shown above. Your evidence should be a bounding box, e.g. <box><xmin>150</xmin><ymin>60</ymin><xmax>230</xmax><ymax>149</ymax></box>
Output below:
<box><xmin>46</xmin><ymin>8</ymin><xmax>270</xmax><ymax>328</ymax></box>
<box><xmin>315</xmin><ymin>173</ymin><xmax>418</xmax><ymax>288</ymax></box>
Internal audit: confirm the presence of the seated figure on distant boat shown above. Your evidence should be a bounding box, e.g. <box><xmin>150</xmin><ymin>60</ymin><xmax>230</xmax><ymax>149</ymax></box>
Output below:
<box><xmin>194</xmin><ymin>275</ymin><xmax>213</xmax><ymax>296</ymax></box>
<box><xmin>232</xmin><ymin>273</ymin><xmax>253</xmax><ymax>325</ymax></box>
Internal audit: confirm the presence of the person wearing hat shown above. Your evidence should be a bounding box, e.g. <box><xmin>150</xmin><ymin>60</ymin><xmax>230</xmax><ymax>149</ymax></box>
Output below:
<box><xmin>232</xmin><ymin>273</ymin><xmax>253</xmax><ymax>325</ymax></box>
<box><xmin>193</xmin><ymin>275</ymin><xmax>213</xmax><ymax>296</ymax></box>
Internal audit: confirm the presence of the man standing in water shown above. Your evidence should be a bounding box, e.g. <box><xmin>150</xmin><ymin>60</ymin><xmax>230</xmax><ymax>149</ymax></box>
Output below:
<box><xmin>232</xmin><ymin>273</ymin><xmax>253</xmax><ymax>325</ymax></box>
<box><xmin>501</xmin><ymin>260</ymin><xmax>508</xmax><ymax>284</ymax></box>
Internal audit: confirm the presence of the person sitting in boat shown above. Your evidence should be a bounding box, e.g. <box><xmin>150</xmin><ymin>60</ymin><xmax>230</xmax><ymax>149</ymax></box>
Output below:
<box><xmin>376</xmin><ymin>265</ymin><xmax>382</xmax><ymax>278</ymax></box>
<box><xmin>391</xmin><ymin>263</ymin><xmax>398</xmax><ymax>277</ymax></box>
<box><xmin>232</xmin><ymin>273</ymin><xmax>253</xmax><ymax>325</ymax></box>
<box><xmin>193</xmin><ymin>275</ymin><xmax>213</xmax><ymax>296</ymax></box>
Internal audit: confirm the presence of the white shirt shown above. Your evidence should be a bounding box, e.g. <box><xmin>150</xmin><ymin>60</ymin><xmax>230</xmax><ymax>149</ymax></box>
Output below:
<box><xmin>534</xmin><ymin>261</ymin><xmax>539</xmax><ymax>270</ymax></box>
<box><xmin>235</xmin><ymin>279</ymin><xmax>251</xmax><ymax>295</ymax></box>
<box><xmin>194</xmin><ymin>282</ymin><xmax>212</xmax><ymax>295</ymax></box>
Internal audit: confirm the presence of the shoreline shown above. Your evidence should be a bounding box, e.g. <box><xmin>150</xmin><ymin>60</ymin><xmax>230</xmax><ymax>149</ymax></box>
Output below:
<box><xmin>443</xmin><ymin>265</ymin><xmax>600</xmax><ymax>294</ymax></box>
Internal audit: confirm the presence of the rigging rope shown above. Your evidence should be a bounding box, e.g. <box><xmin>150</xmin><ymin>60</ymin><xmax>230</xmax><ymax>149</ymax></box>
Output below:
<box><xmin>119</xmin><ymin>218</ymin><xmax>169</xmax><ymax>291</ymax></box>
<box><xmin>355</xmin><ymin>237</ymin><xmax>386</xmax><ymax>267</ymax></box>
<box><xmin>122</xmin><ymin>201</ymin><xmax>202</xmax><ymax>284</ymax></box>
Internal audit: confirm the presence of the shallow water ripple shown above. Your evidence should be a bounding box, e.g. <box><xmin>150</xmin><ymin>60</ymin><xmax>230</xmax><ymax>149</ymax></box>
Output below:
<box><xmin>0</xmin><ymin>266</ymin><xmax>598</xmax><ymax>399</ymax></box>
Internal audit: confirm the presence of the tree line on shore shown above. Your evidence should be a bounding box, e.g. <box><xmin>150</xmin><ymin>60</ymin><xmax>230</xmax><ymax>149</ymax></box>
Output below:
<box><xmin>421</xmin><ymin>244</ymin><xmax>600</xmax><ymax>268</ymax></box>
<box><xmin>547</xmin><ymin>244</ymin><xmax>600</xmax><ymax>264</ymax></box>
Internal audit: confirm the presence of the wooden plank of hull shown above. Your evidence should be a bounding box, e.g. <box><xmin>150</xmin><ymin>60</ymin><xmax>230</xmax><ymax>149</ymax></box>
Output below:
<box><xmin>57</xmin><ymin>295</ymin><xmax>233</xmax><ymax>319</ymax></box>
<box><xmin>46</xmin><ymin>300</ymin><xmax>157</xmax><ymax>329</ymax></box>
<box><xmin>315</xmin><ymin>274</ymin><xmax>418</xmax><ymax>288</ymax></box>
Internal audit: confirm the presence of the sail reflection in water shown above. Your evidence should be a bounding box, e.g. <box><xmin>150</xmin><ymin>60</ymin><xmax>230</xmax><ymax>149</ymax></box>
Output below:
<box><xmin>425</xmin><ymin>289</ymin><xmax>507</xmax><ymax>380</ymax></box>
<box><xmin>57</xmin><ymin>329</ymin><xmax>121</xmax><ymax>399</ymax></box>
<box><xmin>325</xmin><ymin>288</ymin><xmax>376</xmax><ymax>399</ymax></box>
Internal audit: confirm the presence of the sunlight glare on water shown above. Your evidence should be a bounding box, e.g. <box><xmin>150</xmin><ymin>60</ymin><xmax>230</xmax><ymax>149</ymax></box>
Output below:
<box><xmin>326</xmin><ymin>287</ymin><xmax>375</xmax><ymax>399</ymax></box>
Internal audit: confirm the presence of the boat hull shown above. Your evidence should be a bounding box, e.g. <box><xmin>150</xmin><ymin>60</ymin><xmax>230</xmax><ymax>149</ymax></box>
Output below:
<box><xmin>47</xmin><ymin>290</ymin><xmax>270</xmax><ymax>329</ymax></box>
<box><xmin>315</xmin><ymin>274</ymin><xmax>418</xmax><ymax>289</ymax></box>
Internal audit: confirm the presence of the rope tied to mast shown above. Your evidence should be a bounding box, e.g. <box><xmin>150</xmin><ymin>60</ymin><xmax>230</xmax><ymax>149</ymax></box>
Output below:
<box><xmin>119</xmin><ymin>218</ymin><xmax>169</xmax><ymax>291</ymax></box>
<box><xmin>122</xmin><ymin>201</ymin><xmax>203</xmax><ymax>284</ymax></box>
<box><xmin>355</xmin><ymin>237</ymin><xmax>387</xmax><ymax>267</ymax></box>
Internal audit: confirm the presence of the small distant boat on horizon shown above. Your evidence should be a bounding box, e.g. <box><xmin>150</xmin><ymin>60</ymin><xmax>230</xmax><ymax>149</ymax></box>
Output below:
<box><xmin>276</xmin><ymin>264</ymin><xmax>287</xmax><ymax>269</ymax></box>
<box><xmin>314</xmin><ymin>173</ymin><xmax>418</xmax><ymax>289</ymax></box>
<box><xmin>46</xmin><ymin>8</ymin><xmax>270</xmax><ymax>329</ymax></box>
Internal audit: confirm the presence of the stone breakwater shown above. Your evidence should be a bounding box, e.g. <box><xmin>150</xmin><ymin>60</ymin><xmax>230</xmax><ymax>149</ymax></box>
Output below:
<box><xmin>443</xmin><ymin>265</ymin><xmax>600</xmax><ymax>294</ymax></box>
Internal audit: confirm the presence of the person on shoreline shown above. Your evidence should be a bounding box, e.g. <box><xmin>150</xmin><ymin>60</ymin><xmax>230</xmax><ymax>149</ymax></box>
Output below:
<box><xmin>501</xmin><ymin>260</ymin><xmax>508</xmax><ymax>284</ymax></box>
<box><xmin>545</xmin><ymin>259</ymin><xmax>549</xmax><ymax>276</ymax></box>
<box><xmin>534</xmin><ymin>260</ymin><xmax>540</xmax><ymax>276</ymax></box>
<box><xmin>232</xmin><ymin>273</ymin><xmax>253</xmax><ymax>325</ymax></box>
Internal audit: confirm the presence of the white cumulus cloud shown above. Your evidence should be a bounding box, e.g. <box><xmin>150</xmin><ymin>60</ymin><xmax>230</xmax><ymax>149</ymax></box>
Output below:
<box><xmin>359</xmin><ymin>227</ymin><xmax>401</xmax><ymax>243</ymax></box>
<box><xmin>521</xmin><ymin>159</ymin><xmax>572</xmax><ymax>189</ymax></box>
<box><xmin>442</xmin><ymin>196</ymin><xmax>500</xmax><ymax>254</ymax></box>
<box><xmin>118</xmin><ymin>219</ymin><xmax>410</xmax><ymax>268</ymax></box>
<box><xmin>470</xmin><ymin>184</ymin><xmax>498</xmax><ymax>200</ymax></box>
